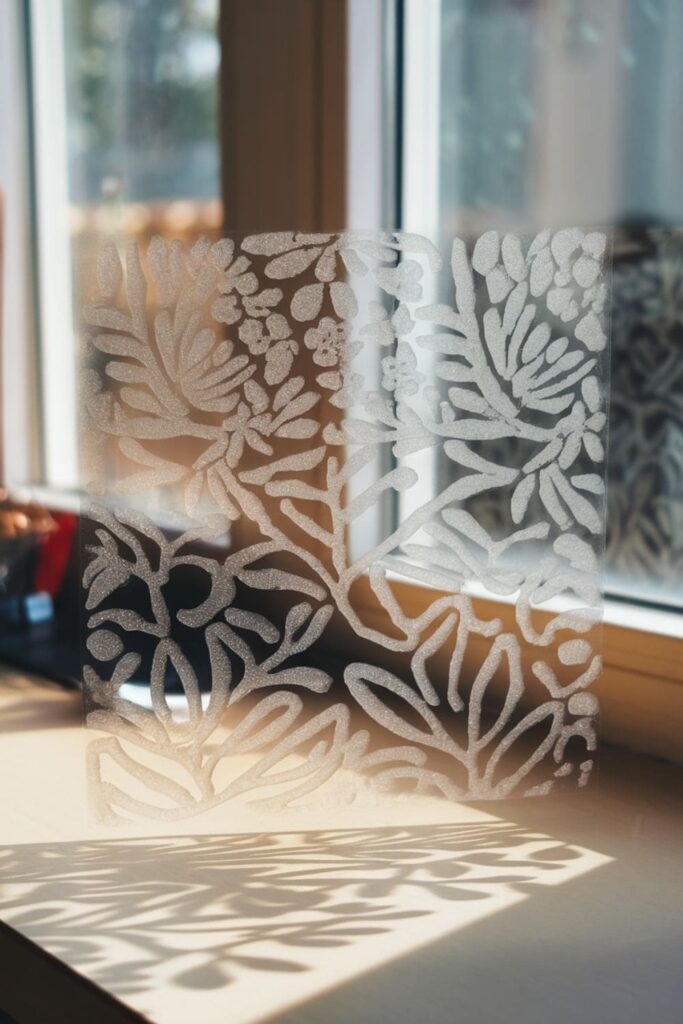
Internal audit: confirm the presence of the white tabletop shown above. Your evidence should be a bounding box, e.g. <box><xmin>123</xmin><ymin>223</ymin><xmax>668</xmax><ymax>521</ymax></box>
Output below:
<box><xmin>1</xmin><ymin>668</ymin><xmax>682</xmax><ymax>1024</ymax></box>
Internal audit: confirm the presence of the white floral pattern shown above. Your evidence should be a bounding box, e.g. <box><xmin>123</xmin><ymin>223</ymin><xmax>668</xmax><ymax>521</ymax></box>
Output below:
<box><xmin>81</xmin><ymin>229</ymin><xmax>609</xmax><ymax>820</ymax></box>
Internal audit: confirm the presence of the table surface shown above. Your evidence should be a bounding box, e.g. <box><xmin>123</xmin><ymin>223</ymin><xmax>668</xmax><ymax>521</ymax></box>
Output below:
<box><xmin>1</xmin><ymin>668</ymin><xmax>682</xmax><ymax>1024</ymax></box>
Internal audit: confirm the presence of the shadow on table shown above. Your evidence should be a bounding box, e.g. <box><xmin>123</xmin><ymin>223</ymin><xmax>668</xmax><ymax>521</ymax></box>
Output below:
<box><xmin>0</xmin><ymin>820</ymin><xmax>591</xmax><ymax>998</ymax></box>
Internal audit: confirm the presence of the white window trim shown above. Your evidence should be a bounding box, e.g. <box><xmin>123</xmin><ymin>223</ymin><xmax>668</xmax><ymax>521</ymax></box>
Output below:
<box><xmin>0</xmin><ymin>0</ymin><xmax>40</xmax><ymax>489</ymax></box>
<box><xmin>28</xmin><ymin>0</ymin><xmax>79</xmax><ymax>490</ymax></box>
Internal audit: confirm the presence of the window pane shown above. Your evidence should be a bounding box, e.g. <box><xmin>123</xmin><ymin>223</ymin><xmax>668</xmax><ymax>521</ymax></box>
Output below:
<box><xmin>35</xmin><ymin>0</ymin><xmax>221</xmax><ymax>489</ymax></box>
<box><xmin>63</xmin><ymin>0</ymin><xmax>220</xmax><ymax>211</ymax></box>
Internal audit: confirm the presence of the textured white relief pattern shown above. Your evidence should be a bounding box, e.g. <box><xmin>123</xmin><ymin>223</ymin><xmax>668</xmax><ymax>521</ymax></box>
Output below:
<box><xmin>81</xmin><ymin>229</ymin><xmax>609</xmax><ymax>820</ymax></box>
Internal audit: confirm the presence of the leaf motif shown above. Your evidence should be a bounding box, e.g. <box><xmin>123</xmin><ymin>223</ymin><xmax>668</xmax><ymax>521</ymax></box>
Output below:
<box><xmin>285</xmin><ymin>602</ymin><xmax>333</xmax><ymax>652</ymax></box>
<box><xmin>521</xmin><ymin>322</ymin><xmax>551</xmax><ymax>363</ymax></box>
<box><xmin>242</xmin><ymin>232</ymin><xmax>330</xmax><ymax>256</ymax></box>
<box><xmin>239</xmin><ymin>446</ymin><xmax>326</xmax><ymax>485</ymax></box>
<box><xmin>223</xmin><ymin>607</ymin><xmax>280</xmax><ymax>643</ymax></box>
<box><xmin>272</xmin><ymin>391</ymin><xmax>320</xmax><ymax>425</ymax></box>
<box><xmin>436</xmin><ymin>361</ymin><xmax>474</xmax><ymax>384</ymax></box>
<box><xmin>502</xmin><ymin>281</ymin><xmax>528</xmax><ymax>336</ymax></box>
<box><xmin>345</xmin><ymin>466</ymin><xmax>417</xmax><ymax>522</ymax></box>
<box><xmin>450</xmin><ymin>238</ymin><xmax>475</xmax><ymax>316</ymax></box>
<box><xmin>511</xmin><ymin>474</ymin><xmax>536</xmax><ymax>523</ymax></box>
<box><xmin>264</xmin><ymin>341</ymin><xmax>296</xmax><ymax>385</ymax></box>
<box><xmin>547</xmin><ymin>464</ymin><xmax>602</xmax><ymax>533</ymax></box>
<box><xmin>105</xmin><ymin>362</ymin><xmax>151</xmax><ymax>385</ymax></box>
<box><xmin>467</xmin><ymin>634</ymin><xmax>524</xmax><ymax>752</ymax></box>
<box><xmin>116</xmin><ymin>438</ymin><xmax>186</xmax><ymax>492</ymax></box>
<box><xmin>84</xmin><ymin>306</ymin><xmax>134</xmax><ymax>333</ymax></box>
<box><xmin>241</xmin><ymin>232</ymin><xmax>297</xmax><ymax>256</ymax></box>
<box><xmin>418</xmin><ymin>333</ymin><xmax>470</xmax><ymax>358</ymax></box>
<box><xmin>393</xmin><ymin>231</ymin><xmax>442</xmax><ymax>269</ymax></box>
<box><xmin>583</xmin><ymin>432</ymin><xmax>604</xmax><ymax>462</ymax></box>
<box><xmin>571</xmin><ymin>473</ymin><xmax>605</xmax><ymax>495</ymax></box>
<box><xmin>448</xmin><ymin>388</ymin><xmax>490</xmax><ymax>415</ymax></box>
<box><xmin>501</xmin><ymin>234</ymin><xmax>527</xmax><ymax>282</ymax></box>
<box><xmin>529</xmin><ymin>248</ymin><xmax>554</xmax><ymax>297</ymax></box>
<box><xmin>266</xmin><ymin>247</ymin><xmax>323</xmax><ymax>280</ymax></box>
<box><xmin>440</xmin><ymin>419</ymin><xmax>513</xmax><ymax>441</ymax></box>
<box><xmin>236</xmin><ymin>568</ymin><xmax>326</xmax><ymax>602</ymax></box>
<box><xmin>345</xmin><ymin>664</ymin><xmax>464</xmax><ymax>760</ymax></box>
<box><xmin>150</xmin><ymin>639</ymin><xmax>203</xmax><ymax>730</ymax></box>
<box><xmin>119</xmin><ymin>387</ymin><xmax>164</xmax><ymax>416</ymax></box>
<box><xmin>557</xmin><ymin>532</ymin><xmax>598</xmax><ymax>573</ymax></box>
<box><xmin>184</xmin><ymin>327</ymin><xmax>215</xmax><ymax>370</ymax></box>
<box><xmin>523</xmin><ymin>393</ymin><xmax>575</xmax><ymax>415</ymax></box>
<box><xmin>330</xmin><ymin>281</ymin><xmax>358</xmax><ymax>319</ymax></box>
<box><xmin>274</xmin><ymin>419</ymin><xmax>319</xmax><ymax>439</ymax></box>
<box><xmin>340</xmin><ymin>247</ymin><xmax>368</xmax><ymax>276</ymax></box>
<box><xmin>85</xmin><ymin>563</ymin><xmax>131</xmax><ymax>610</ymax></box>
<box><xmin>471</xmin><ymin>231</ymin><xmax>499</xmax><ymax>276</ymax></box>
<box><xmin>125</xmin><ymin>243</ymin><xmax>148</xmax><ymax>340</ymax></box>
<box><xmin>482</xmin><ymin>701</ymin><xmax>564</xmax><ymax>798</ymax></box>
<box><xmin>273</xmin><ymin>376</ymin><xmax>304</xmax><ymax>411</ymax></box>
<box><xmin>154</xmin><ymin>309</ymin><xmax>177</xmax><ymax>378</ymax></box>
<box><xmin>92</xmin><ymin>333</ymin><xmax>146</xmax><ymax>361</ymax></box>
<box><xmin>486</xmin><ymin>266</ymin><xmax>513</xmax><ymax>304</ymax></box>
<box><xmin>538</xmin><ymin>467</ymin><xmax>570</xmax><ymax>529</ymax></box>
<box><xmin>291</xmin><ymin>283</ymin><xmax>324</xmax><ymax>322</ymax></box>
<box><xmin>206</xmin><ymin>467</ymin><xmax>241</xmax><ymax>520</ymax></box>
<box><xmin>483</xmin><ymin>308</ymin><xmax>506</xmax><ymax>377</ymax></box>
<box><xmin>96</xmin><ymin>241</ymin><xmax>123</xmax><ymax>299</ymax></box>
<box><xmin>575</xmin><ymin>310</ymin><xmax>606</xmax><ymax>351</ymax></box>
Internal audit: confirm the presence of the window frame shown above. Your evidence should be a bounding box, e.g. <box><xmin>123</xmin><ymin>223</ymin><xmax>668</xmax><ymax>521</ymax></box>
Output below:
<box><xmin>0</xmin><ymin>0</ymin><xmax>41</xmax><ymax>490</ymax></box>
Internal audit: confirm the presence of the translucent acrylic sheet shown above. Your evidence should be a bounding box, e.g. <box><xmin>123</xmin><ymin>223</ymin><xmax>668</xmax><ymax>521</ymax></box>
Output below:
<box><xmin>79</xmin><ymin>229</ymin><xmax>610</xmax><ymax>823</ymax></box>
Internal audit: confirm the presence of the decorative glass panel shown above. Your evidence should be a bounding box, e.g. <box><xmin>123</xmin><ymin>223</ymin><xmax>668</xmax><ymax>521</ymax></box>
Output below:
<box><xmin>80</xmin><ymin>228</ymin><xmax>610</xmax><ymax>822</ymax></box>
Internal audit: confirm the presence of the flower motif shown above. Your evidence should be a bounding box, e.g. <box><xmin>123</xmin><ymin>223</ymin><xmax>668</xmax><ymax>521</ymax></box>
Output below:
<box><xmin>381</xmin><ymin>343</ymin><xmax>424</xmax><ymax>398</ymax></box>
<box><xmin>239</xmin><ymin>313</ymin><xmax>290</xmax><ymax>356</ymax></box>
<box><xmin>304</xmin><ymin>317</ymin><xmax>349</xmax><ymax>367</ymax></box>
<box><xmin>238</xmin><ymin>314</ymin><xmax>298</xmax><ymax>385</ymax></box>
<box><xmin>361</xmin><ymin>301</ymin><xmax>415</xmax><ymax>346</ymax></box>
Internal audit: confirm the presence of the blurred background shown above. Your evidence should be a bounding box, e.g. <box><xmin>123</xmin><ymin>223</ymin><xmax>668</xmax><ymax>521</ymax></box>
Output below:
<box><xmin>0</xmin><ymin>0</ymin><xmax>681</xmax><ymax>619</ymax></box>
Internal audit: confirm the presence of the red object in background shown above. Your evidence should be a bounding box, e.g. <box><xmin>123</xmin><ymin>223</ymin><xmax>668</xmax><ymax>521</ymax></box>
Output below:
<box><xmin>34</xmin><ymin>512</ymin><xmax>78</xmax><ymax>596</ymax></box>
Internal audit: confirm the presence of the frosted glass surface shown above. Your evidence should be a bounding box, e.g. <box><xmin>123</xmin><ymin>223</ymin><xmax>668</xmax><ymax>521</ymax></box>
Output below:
<box><xmin>79</xmin><ymin>229</ymin><xmax>610</xmax><ymax>822</ymax></box>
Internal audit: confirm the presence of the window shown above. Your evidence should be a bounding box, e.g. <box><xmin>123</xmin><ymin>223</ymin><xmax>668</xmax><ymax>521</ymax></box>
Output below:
<box><xmin>0</xmin><ymin>0</ymin><xmax>680</xmax><ymax>764</ymax></box>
